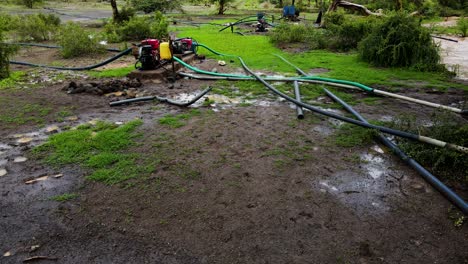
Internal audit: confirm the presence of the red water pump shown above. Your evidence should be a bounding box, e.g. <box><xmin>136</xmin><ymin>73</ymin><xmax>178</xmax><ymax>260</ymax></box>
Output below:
<box><xmin>134</xmin><ymin>38</ymin><xmax>196</xmax><ymax>71</ymax></box>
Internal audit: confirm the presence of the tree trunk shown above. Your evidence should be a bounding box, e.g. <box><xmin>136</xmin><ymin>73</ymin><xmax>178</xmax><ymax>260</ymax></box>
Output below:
<box><xmin>110</xmin><ymin>0</ymin><xmax>119</xmax><ymax>21</ymax></box>
<box><xmin>217</xmin><ymin>0</ymin><xmax>225</xmax><ymax>14</ymax></box>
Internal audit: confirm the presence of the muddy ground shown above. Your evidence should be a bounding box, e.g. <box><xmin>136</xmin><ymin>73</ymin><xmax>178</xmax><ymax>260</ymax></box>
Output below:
<box><xmin>1</xmin><ymin>51</ymin><xmax>467</xmax><ymax>263</ymax></box>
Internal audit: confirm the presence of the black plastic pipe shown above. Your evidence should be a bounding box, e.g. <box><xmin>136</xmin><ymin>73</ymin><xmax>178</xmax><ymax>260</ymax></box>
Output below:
<box><xmin>109</xmin><ymin>86</ymin><xmax>212</xmax><ymax>107</ymax></box>
<box><xmin>431</xmin><ymin>35</ymin><xmax>459</xmax><ymax>42</ymax></box>
<box><xmin>10</xmin><ymin>48</ymin><xmax>132</xmax><ymax>71</ymax></box>
<box><xmin>274</xmin><ymin>54</ymin><xmax>307</xmax><ymax>76</ymax></box>
<box><xmin>293</xmin><ymin>81</ymin><xmax>304</xmax><ymax>119</ymax></box>
<box><xmin>324</xmin><ymin>88</ymin><xmax>468</xmax><ymax>214</ymax></box>
<box><xmin>236</xmin><ymin>56</ymin><xmax>468</xmax><ymax>153</ymax></box>
<box><xmin>6</xmin><ymin>42</ymin><xmax>122</xmax><ymax>52</ymax></box>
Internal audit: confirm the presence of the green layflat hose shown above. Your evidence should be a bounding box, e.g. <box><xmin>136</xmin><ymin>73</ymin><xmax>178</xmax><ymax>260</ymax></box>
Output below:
<box><xmin>185</xmin><ymin>43</ymin><xmax>374</xmax><ymax>92</ymax></box>
<box><xmin>182</xmin><ymin>43</ymin><xmax>464</xmax><ymax>114</ymax></box>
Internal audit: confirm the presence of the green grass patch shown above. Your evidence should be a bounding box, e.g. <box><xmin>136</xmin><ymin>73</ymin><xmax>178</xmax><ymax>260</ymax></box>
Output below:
<box><xmin>0</xmin><ymin>71</ymin><xmax>25</xmax><ymax>89</ymax></box>
<box><xmin>174</xmin><ymin>24</ymin><xmax>464</xmax><ymax>91</ymax></box>
<box><xmin>87</xmin><ymin>65</ymin><xmax>134</xmax><ymax>78</ymax></box>
<box><xmin>334</xmin><ymin>123</ymin><xmax>376</xmax><ymax>147</ymax></box>
<box><xmin>0</xmin><ymin>99</ymin><xmax>52</xmax><ymax>126</ymax></box>
<box><xmin>158</xmin><ymin>109</ymin><xmax>201</xmax><ymax>128</ymax></box>
<box><xmin>50</xmin><ymin>193</ymin><xmax>78</xmax><ymax>202</ymax></box>
<box><xmin>33</xmin><ymin>119</ymin><xmax>149</xmax><ymax>185</ymax></box>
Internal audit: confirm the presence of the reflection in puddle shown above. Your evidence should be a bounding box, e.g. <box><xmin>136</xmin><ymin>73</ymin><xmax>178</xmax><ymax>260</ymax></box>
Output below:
<box><xmin>313</xmin><ymin>145</ymin><xmax>397</xmax><ymax>214</ymax></box>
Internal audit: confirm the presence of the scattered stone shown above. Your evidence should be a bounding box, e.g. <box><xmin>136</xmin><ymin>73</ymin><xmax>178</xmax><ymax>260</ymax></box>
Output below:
<box><xmin>53</xmin><ymin>173</ymin><xmax>63</xmax><ymax>178</ymax></box>
<box><xmin>126</xmin><ymin>88</ymin><xmax>138</xmax><ymax>98</ymax></box>
<box><xmin>410</xmin><ymin>183</ymin><xmax>425</xmax><ymax>192</ymax></box>
<box><xmin>0</xmin><ymin>168</ymin><xmax>7</xmax><ymax>177</ymax></box>
<box><xmin>30</xmin><ymin>245</ymin><xmax>40</xmax><ymax>252</ymax></box>
<box><xmin>66</xmin><ymin>116</ymin><xmax>79</xmax><ymax>121</ymax></box>
<box><xmin>115</xmin><ymin>121</ymin><xmax>124</xmax><ymax>125</ymax></box>
<box><xmin>218</xmin><ymin>60</ymin><xmax>226</xmax><ymax>66</ymax></box>
<box><xmin>212</xmin><ymin>67</ymin><xmax>218</xmax><ymax>73</ymax></box>
<box><xmin>88</xmin><ymin>119</ymin><xmax>98</xmax><ymax>125</ymax></box>
<box><xmin>17</xmin><ymin>137</ymin><xmax>33</xmax><ymax>145</ymax></box>
<box><xmin>3</xmin><ymin>251</ymin><xmax>11</xmax><ymax>257</ymax></box>
<box><xmin>45</xmin><ymin>125</ymin><xmax>60</xmax><ymax>134</ymax></box>
<box><xmin>13</xmin><ymin>157</ymin><xmax>27</xmax><ymax>163</ymax></box>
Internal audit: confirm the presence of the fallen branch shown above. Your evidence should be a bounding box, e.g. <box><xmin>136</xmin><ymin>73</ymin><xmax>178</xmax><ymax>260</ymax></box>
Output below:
<box><xmin>327</xmin><ymin>0</ymin><xmax>383</xmax><ymax>16</ymax></box>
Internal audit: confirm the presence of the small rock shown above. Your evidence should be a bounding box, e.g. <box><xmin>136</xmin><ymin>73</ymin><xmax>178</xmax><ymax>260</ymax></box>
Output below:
<box><xmin>13</xmin><ymin>157</ymin><xmax>27</xmax><ymax>163</ymax></box>
<box><xmin>0</xmin><ymin>168</ymin><xmax>7</xmax><ymax>177</ymax></box>
<box><xmin>126</xmin><ymin>88</ymin><xmax>137</xmax><ymax>98</ymax></box>
<box><xmin>211</xmin><ymin>68</ymin><xmax>218</xmax><ymax>73</ymax></box>
<box><xmin>30</xmin><ymin>245</ymin><xmax>40</xmax><ymax>252</ymax></box>
<box><xmin>115</xmin><ymin>121</ymin><xmax>124</xmax><ymax>125</ymax></box>
<box><xmin>66</xmin><ymin>116</ymin><xmax>79</xmax><ymax>121</ymax></box>
<box><xmin>88</xmin><ymin>119</ymin><xmax>98</xmax><ymax>125</ymax></box>
<box><xmin>45</xmin><ymin>125</ymin><xmax>60</xmax><ymax>134</ymax></box>
<box><xmin>218</xmin><ymin>60</ymin><xmax>226</xmax><ymax>66</ymax></box>
<box><xmin>3</xmin><ymin>251</ymin><xmax>11</xmax><ymax>257</ymax></box>
<box><xmin>410</xmin><ymin>183</ymin><xmax>425</xmax><ymax>191</ymax></box>
<box><xmin>17</xmin><ymin>137</ymin><xmax>33</xmax><ymax>145</ymax></box>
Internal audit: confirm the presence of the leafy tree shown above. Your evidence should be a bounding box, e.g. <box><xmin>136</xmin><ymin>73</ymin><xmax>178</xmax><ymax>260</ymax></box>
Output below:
<box><xmin>22</xmin><ymin>0</ymin><xmax>42</xmax><ymax>9</ymax></box>
<box><xmin>210</xmin><ymin>0</ymin><xmax>237</xmax><ymax>14</ymax></box>
<box><xmin>0</xmin><ymin>31</ymin><xmax>18</xmax><ymax>79</ymax></box>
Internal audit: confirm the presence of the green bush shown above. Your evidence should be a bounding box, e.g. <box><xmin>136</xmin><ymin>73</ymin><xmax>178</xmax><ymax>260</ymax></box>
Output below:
<box><xmin>104</xmin><ymin>12</ymin><xmax>168</xmax><ymax>42</ymax></box>
<box><xmin>131</xmin><ymin>0</ymin><xmax>182</xmax><ymax>13</ymax></box>
<box><xmin>58</xmin><ymin>22</ymin><xmax>105</xmax><ymax>59</ymax></box>
<box><xmin>270</xmin><ymin>14</ymin><xmax>379</xmax><ymax>51</ymax></box>
<box><xmin>15</xmin><ymin>14</ymin><xmax>60</xmax><ymax>41</ymax></box>
<box><xmin>390</xmin><ymin>112</ymin><xmax>468</xmax><ymax>185</ymax></box>
<box><xmin>326</xmin><ymin>16</ymin><xmax>381</xmax><ymax>51</ymax></box>
<box><xmin>457</xmin><ymin>16</ymin><xmax>468</xmax><ymax>37</ymax></box>
<box><xmin>358</xmin><ymin>13</ymin><xmax>442</xmax><ymax>71</ymax></box>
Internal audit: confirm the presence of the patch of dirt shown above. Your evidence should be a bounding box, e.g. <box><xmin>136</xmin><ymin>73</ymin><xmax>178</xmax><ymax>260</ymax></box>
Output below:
<box><xmin>1</xmin><ymin>56</ymin><xmax>468</xmax><ymax>263</ymax></box>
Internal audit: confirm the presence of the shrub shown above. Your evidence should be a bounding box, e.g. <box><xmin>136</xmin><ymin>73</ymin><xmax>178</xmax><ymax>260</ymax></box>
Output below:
<box><xmin>21</xmin><ymin>0</ymin><xmax>42</xmax><ymax>8</ymax></box>
<box><xmin>104</xmin><ymin>12</ymin><xmax>168</xmax><ymax>42</ymax></box>
<box><xmin>269</xmin><ymin>15</ymin><xmax>379</xmax><ymax>51</ymax></box>
<box><xmin>0</xmin><ymin>31</ymin><xmax>18</xmax><ymax>79</ymax></box>
<box><xmin>58</xmin><ymin>22</ymin><xmax>105</xmax><ymax>59</ymax></box>
<box><xmin>114</xmin><ymin>5</ymin><xmax>136</xmax><ymax>23</ymax></box>
<box><xmin>358</xmin><ymin>13</ymin><xmax>442</xmax><ymax>70</ymax></box>
<box><xmin>457</xmin><ymin>16</ymin><xmax>468</xmax><ymax>37</ymax></box>
<box><xmin>15</xmin><ymin>13</ymin><xmax>60</xmax><ymax>41</ymax></box>
<box><xmin>131</xmin><ymin>0</ymin><xmax>182</xmax><ymax>13</ymax></box>
<box><xmin>390</xmin><ymin>112</ymin><xmax>468</xmax><ymax>185</ymax></box>
<box><xmin>326</xmin><ymin>16</ymin><xmax>381</xmax><ymax>51</ymax></box>
<box><xmin>269</xmin><ymin>23</ymin><xmax>310</xmax><ymax>43</ymax></box>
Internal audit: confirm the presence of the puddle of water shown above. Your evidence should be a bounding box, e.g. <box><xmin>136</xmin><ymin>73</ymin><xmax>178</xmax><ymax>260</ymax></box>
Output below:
<box><xmin>361</xmin><ymin>153</ymin><xmax>385</xmax><ymax>179</ymax></box>
<box><xmin>174</xmin><ymin>91</ymin><xmax>279</xmax><ymax>110</ymax></box>
<box><xmin>312</xmin><ymin>145</ymin><xmax>398</xmax><ymax>215</ymax></box>
<box><xmin>435</xmin><ymin>37</ymin><xmax>468</xmax><ymax>80</ymax></box>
